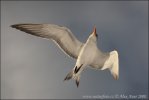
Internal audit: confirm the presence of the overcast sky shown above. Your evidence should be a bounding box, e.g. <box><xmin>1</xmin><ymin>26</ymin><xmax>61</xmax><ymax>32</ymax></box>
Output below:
<box><xmin>1</xmin><ymin>1</ymin><xmax>148</xmax><ymax>99</ymax></box>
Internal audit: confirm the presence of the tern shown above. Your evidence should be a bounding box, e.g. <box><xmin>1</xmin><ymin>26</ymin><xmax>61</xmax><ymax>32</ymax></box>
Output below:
<box><xmin>11</xmin><ymin>24</ymin><xmax>119</xmax><ymax>87</ymax></box>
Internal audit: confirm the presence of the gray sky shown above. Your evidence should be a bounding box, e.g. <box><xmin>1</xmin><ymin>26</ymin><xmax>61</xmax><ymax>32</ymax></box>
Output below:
<box><xmin>1</xmin><ymin>1</ymin><xmax>148</xmax><ymax>99</ymax></box>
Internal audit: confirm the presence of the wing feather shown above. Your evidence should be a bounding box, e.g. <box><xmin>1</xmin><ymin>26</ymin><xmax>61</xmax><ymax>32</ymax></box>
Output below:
<box><xmin>11</xmin><ymin>24</ymin><xmax>83</xmax><ymax>59</ymax></box>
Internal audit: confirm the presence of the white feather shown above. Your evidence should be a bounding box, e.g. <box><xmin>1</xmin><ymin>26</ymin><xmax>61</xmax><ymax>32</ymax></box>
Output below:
<box><xmin>101</xmin><ymin>50</ymin><xmax>119</xmax><ymax>79</ymax></box>
<box><xmin>11</xmin><ymin>24</ymin><xmax>83</xmax><ymax>59</ymax></box>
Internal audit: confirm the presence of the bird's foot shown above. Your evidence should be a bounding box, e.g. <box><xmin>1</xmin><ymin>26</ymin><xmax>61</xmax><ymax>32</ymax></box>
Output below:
<box><xmin>74</xmin><ymin>64</ymin><xmax>83</xmax><ymax>74</ymax></box>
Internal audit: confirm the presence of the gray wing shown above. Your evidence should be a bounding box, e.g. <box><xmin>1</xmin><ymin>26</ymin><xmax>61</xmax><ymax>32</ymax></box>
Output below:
<box><xmin>90</xmin><ymin>50</ymin><xmax>119</xmax><ymax>80</ymax></box>
<box><xmin>11</xmin><ymin>24</ymin><xmax>83</xmax><ymax>59</ymax></box>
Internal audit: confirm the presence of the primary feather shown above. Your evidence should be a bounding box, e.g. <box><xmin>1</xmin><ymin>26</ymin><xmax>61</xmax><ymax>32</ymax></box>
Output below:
<box><xmin>11</xmin><ymin>24</ymin><xmax>83</xmax><ymax>59</ymax></box>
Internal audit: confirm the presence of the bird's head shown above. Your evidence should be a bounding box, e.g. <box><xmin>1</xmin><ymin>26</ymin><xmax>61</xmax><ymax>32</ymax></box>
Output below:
<box><xmin>88</xmin><ymin>26</ymin><xmax>98</xmax><ymax>42</ymax></box>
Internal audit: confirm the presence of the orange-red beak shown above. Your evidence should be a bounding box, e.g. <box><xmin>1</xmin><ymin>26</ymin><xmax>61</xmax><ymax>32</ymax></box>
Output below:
<box><xmin>92</xmin><ymin>26</ymin><xmax>97</xmax><ymax>37</ymax></box>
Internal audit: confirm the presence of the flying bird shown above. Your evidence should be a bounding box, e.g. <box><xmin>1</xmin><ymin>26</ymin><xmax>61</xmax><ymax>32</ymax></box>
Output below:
<box><xmin>11</xmin><ymin>24</ymin><xmax>119</xmax><ymax>87</ymax></box>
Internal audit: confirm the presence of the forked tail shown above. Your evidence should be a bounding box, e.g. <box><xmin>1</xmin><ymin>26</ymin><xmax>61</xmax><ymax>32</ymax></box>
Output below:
<box><xmin>64</xmin><ymin>70</ymin><xmax>80</xmax><ymax>87</ymax></box>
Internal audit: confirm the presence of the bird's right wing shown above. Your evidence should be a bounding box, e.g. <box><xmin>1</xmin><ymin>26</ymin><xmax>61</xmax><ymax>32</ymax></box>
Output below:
<box><xmin>11</xmin><ymin>24</ymin><xmax>83</xmax><ymax>59</ymax></box>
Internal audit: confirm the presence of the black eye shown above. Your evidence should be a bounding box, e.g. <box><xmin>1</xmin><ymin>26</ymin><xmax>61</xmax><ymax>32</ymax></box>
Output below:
<box><xmin>95</xmin><ymin>34</ymin><xmax>98</xmax><ymax>38</ymax></box>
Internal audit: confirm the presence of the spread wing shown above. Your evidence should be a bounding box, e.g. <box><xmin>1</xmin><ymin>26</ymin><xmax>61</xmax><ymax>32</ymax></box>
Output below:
<box><xmin>91</xmin><ymin>50</ymin><xmax>119</xmax><ymax>80</ymax></box>
<box><xmin>11</xmin><ymin>24</ymin><xmax>83</xmax><ymax>59</ymax></box>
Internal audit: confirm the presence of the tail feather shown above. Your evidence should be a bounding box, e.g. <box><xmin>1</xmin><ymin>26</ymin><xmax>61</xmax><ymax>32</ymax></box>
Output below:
<box><xmin>75</xmin><ymin>76</ymin><xmax>80</xmax><ymax>87</ymax></box>
<box><xmin>64</xmin><ymin>70</ymin><xmax>81</xmax><ymax>87</ymax></box>
<box><xmin>64</xmin><ymin>71</ymin><xmax>73</xmax><ymax>81</ymax></box>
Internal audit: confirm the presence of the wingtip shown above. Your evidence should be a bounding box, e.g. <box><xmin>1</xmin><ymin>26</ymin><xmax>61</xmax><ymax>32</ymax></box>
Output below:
<box><xmin>10</xmin><ymin>24</ymin><xmax>19</xmax><ymax>28</ymax></box>
<box><xmin>113</xmin><ymin>73</ymin><xmax>119</xmax><ymax>80</ymax></box>
<box><xmin>10</xmin><ymin>24</ymin><xmax>16</xmax><ymax>28</ymax></box>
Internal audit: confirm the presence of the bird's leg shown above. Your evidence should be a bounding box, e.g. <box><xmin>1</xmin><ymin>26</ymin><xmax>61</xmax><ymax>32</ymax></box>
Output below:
<box><xmin>73</xmin><ymin>64</ymin><xmax>83</xmax><ymax>87</ymax></box>
<box><xmin>74</xmin><ymin>64</ymin><xmax>83</xmax><ymax>74</ymax></box>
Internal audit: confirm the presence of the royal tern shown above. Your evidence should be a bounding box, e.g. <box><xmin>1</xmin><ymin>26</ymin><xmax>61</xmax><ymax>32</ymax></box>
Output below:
<box><xmin>11</xmin><ymin>24</ymin><xmax>119</xmax><ymax>87</ymax></box>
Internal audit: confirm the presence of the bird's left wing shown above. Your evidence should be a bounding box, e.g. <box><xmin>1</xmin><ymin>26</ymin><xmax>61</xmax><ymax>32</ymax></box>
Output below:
<box><xmin>91</xmin><ymin>50</ymin><xmax>119</xmax><ymax>80</ymax></box>
<box><xmin>11</xmin><ymin>24</ymin><xmax>83</xmax><ymax>59</ymax></box>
